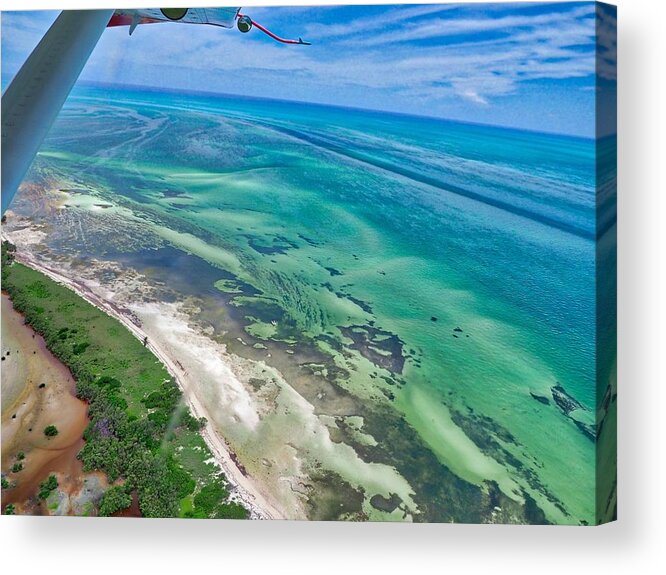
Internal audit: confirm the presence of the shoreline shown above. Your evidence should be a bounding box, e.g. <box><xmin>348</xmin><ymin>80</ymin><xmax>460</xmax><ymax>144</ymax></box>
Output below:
<box><xmin>6</xmin><ymin>245</ymin><xmax>285</xmax><ymax>520</ymax></box>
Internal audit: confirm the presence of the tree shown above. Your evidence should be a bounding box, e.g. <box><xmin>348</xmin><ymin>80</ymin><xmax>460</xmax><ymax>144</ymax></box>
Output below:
<box><xmin>38</xmin><ymin>474</ymin><xmax>58</xmax><ymax>499</ymax></box>
<box><xmin>99</xmin><ymin>485</ymin><xmax>132</xmax><ymax>516</ymax></box>
<box><xmin>1</xmin><ymin>240</ymin><xmax>16</xmax><ymax>265</ymax></box>
<box><xmin>214</xmin><ymin>502</ymin><xmax>248</xmax><ymax>520</ymax></box>
<box><xmin>11</xmin><ymin>462</ymin><xmax>23</xmax><ymax>473</ymax></box>
<box><xmin>192</xmin><ymin>481</ymin><xmax>229</xmax><ymax>517</ymax></box>
<box><xmin>16</xmin><ymin>451</ymin><xmax>25</xmax><ymax>460</ymax></box>
<box><xmin>4</xmin><ymin>503</ymin><xmax>16</xmax><ymax>515</ymax></box>
<box><xmin>44</xmin><ymin>425</ymin><xmax>59</xmax><ymax>438</ymax></box>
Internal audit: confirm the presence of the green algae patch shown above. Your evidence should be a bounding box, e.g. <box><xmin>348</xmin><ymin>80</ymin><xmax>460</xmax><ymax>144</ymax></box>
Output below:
<box><xmin>214</xmin><ymin>278</ymin><xmax>244</xmax><ymax>294</ymax></box>
<box><xmin>244</xmin><ymin>318</ymin><xmax>278</xmax><ymax>341</ymax></box>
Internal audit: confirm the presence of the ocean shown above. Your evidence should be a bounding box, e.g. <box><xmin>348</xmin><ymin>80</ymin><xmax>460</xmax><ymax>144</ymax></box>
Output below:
<box><xmin>5</xmin><ymin>82</ymin><xmax>613</xmax><ymax>523</ymax></box>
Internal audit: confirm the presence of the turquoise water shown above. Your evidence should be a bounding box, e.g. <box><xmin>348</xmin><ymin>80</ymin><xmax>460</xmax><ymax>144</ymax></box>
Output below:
<box><xmin>12</xmin><ymin>83</ymin><xmax>610</xmax><ymax>523</ymax></box>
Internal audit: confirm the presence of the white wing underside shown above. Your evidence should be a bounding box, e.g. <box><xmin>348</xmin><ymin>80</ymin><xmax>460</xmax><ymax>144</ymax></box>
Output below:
<box><xmin>115</xmin><ymin>8</ymin><xmax>240</xmax><ymax>28</ymax></box>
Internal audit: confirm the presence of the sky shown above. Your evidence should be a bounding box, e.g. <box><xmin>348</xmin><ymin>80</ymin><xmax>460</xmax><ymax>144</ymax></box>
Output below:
<box><xmin>1</xmin><ymin>3</ymin><xmax>616</xmax><ymax>137</ymax></box>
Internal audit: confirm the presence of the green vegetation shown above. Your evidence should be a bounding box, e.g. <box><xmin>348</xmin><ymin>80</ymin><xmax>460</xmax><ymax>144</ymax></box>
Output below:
<box><xmin>214</xmin><ymin>501</ymin><xmax>248</xmax><ymax>519</ymax></box>
<box><xmin>44</xmin><ymin>425</ymin><xmax>59</xmax><ymax>438</ymax></box>
<box><xmin>1</xmin><ymin>476</ymin><xmax>9</xmax><ymax>489</ymax></box>
<box><xmin>11</xmin><ymin>463</ymin><xmax>24</xmax><ymax>473</ymax></box>
<box><xmin>192</xmin><ymin>482</ymin><xmax>228</xmax><ymax>515</ymax></box>
<box><xmin>81</xmin><ymin>501</ymin><xmax>95</xmax><ymax>517</ymax></box>
<box><xmin>2</xmin><ymin>240</ymin><xmax>16</xmax><ymax>264</ymax></box>
<box><xmin>2</xmin><ymin>241</ymin><xmax>247</xmax><ymax>519</ymax></box>
<box><xmin>4</xmin><ymin>503</ymin><xmax>16</xmax><ymax>515</ymax></box>
<box><xmin>182</xmin><ymin>480</ymin><xmax>246</xmax><ymax>519</ymax></box>
<box><xmin>16</xmin><ymin>451</ymin><xmax>25</xmax><ymax>460</ymax></box>
<box><xmin>38</xmin><ymin>474</ymin><xmax>58</xmax><ymax>499</ymax></box>
<box><xmin>99</xmin><ymin>485</ymin><xmax>132</xmax><ymax>516</ymax></box>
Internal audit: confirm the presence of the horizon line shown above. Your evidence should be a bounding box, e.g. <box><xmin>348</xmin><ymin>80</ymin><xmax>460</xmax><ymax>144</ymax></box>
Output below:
<box><xmin>0</xmin><ymin>69</ymin><xmax>597</xmax><ymax>141</ymax></box>
<box><xmin>69</xmin><ymin>78</ymin><xmax>596</xmax><ymax>142</ymax></box>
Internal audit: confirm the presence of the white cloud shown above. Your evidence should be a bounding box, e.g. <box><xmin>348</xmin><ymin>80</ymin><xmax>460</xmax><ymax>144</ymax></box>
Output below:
<box><xmin>334</xmin><ymin>4</ymin><xmax>595</xmax><ymax>48</ymax></box>
<box><xmin>1</xmin><ymin>10</ymin><xmax>58</xmax><ymax>72</ymax></box>
<box><xmin>2</xmin><ymin>4</ymin><xmax>604</xmax><ymax>114</ymax></box>
<box><xmin>460</xmin><ymin>89</ymin><xmax>488</xmax><ymax>105</ymax></box>
<box><xmin>303</xmin><ymin>4</ymin><xmax>459</xmax><ymax>39</ymax></box>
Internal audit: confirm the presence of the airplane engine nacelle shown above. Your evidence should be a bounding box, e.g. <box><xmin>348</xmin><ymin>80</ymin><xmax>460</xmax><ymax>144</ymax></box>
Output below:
<box><xmin>160</xmin><ymin>8</ymin><xmax>189</xmax><ymax>21</ymax></box>
<box><xmin>237</xmin><ymin>15</ymin><xmax>253</xmax><ymax>33</ymax></box>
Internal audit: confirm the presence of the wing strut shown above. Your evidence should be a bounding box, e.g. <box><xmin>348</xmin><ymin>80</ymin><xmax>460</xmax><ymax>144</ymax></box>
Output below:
<box><xmin>1</xmin><ymin>10</ymin><xmax>114</xmax><ymax>214</ymax></box>
<box><xmin>237</xmin><ymin>13</ymin><xmax>311</xmax><ymax>45</ymax></box>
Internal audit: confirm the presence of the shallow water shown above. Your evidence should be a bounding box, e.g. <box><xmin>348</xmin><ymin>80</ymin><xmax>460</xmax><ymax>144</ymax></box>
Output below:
<box><xmin>3</xmin><ymin>83</ymin><xmax>615</xmax><ymax>523</ymax></box>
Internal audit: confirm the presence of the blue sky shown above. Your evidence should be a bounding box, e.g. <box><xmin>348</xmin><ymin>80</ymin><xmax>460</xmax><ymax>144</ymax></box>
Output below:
<box><xmin>1</xmin><ymin>3</ymin><xmax>616</xmax><ymax>136</ymax></box>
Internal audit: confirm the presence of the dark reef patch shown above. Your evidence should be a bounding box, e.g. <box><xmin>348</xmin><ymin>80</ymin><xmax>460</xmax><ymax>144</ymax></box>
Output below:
<box><xmin>247</xmin><ymin>235</ymin><xmax>298</xmax><ymax>256</ymax></box>
<box><xmin>530</xmin><ymin>391</ymin><xmax>550</xmax><ymax>405</ymax></box>
<box><xmin>551</xmin><ymin>383</ymin><xmax>584</xmax><ymax>416</ymax></box>
<box><xmin>339</xmin><ymin>324</ymin><xmax>405</xmax><ymax>374</ymax></box>
<box><xmin>347</xmin><ymin>295</ymin><xmax>372</xmax><ymax>314</ymax></box>
<box><xmin>320</xmin><ymin>282</ymin><xmax>373</xmax><ymax>314</ymax></box>
<box><xmin>550</xmin><ymin>383</ymin><xmax>595</xmax><ymax>442</ymax></box>
<box><xmin>297</xmin><ymin>234</ymin><xmax>320</xmax><ymax>247</ymax></box>
<box><xmin>306</xmin><ymin>471</ymin><xmax>366</xmax><ymax>521</ymax></box>
<box><xmin>370</xmin><ymin>492</ymin><xmax>402</xmax><ymax>513</ymax></box>
<box><xmin>324</xmin><ymin>266</ymin><xmax>343</xmax><ymax>277</ymax></box>
<box><xmin>573</xmin><ymin>420</ymin><xmax>596</xmax><ymax>441</ymax></box>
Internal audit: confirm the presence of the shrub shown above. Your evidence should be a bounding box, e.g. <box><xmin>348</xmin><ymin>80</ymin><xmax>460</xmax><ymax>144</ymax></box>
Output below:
<box><xmin>193</xmin><ymin>481</ymin><xmax>229</xmax><ymax>517</ymax></box>
<box><xmin>44</xmin><ymin>425</ymin><xmax>59</xmax><ymax>437</ymax></box>
<box><xmin>11</xmin><ymin>463</ymin><xmax>23</xmax><ymax>473</ymax></box>
<box><xmin>38</xmin><ymin>474</ymin><xmax>58</xmax><ymax>499</ymax></box>
<box><xmin>99</xmin><ymin>485</ymin><xmax>132</xmax><ymax>516</ymax></box>
<box><xmin>168</xmin><ymin>461</ymin><xmax>196</xmax><ymax>499</ymax></box>
<box><xmin>214</xmin><ymin>502</ymin><xmax>249</xmax><ymax>520</ymax></box>
<box><xmin>72</xmin><ymin>341</ymin><xmax>89</xmax><ymax>355</ymax></box>
<box><xmin>182</xmin><ymin>413</ymin><xmax>207</xmax><ymax>432</ymax></box>
<box><xmin>97</xmin><ymin>376</ymin><xmax>122</xmax><ymax>390</ymax></box>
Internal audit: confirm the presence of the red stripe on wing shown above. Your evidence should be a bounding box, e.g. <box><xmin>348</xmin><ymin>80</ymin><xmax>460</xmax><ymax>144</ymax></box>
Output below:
<box><xmin>107</xmin><ymin>14</ymin><xmax>160</xmax><ymax>28</ymax></box>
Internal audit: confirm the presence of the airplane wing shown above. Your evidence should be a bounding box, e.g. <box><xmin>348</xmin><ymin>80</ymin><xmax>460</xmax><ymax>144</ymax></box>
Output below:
<box><xmin>1</xmin><ymin>10</ymin><xmax>115</xmax><ymax>214</ymax></box>
<box><xmin>108</xmin><ymin>8</ymin><xmax>240</xmax><ymax>33</ymax></box>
